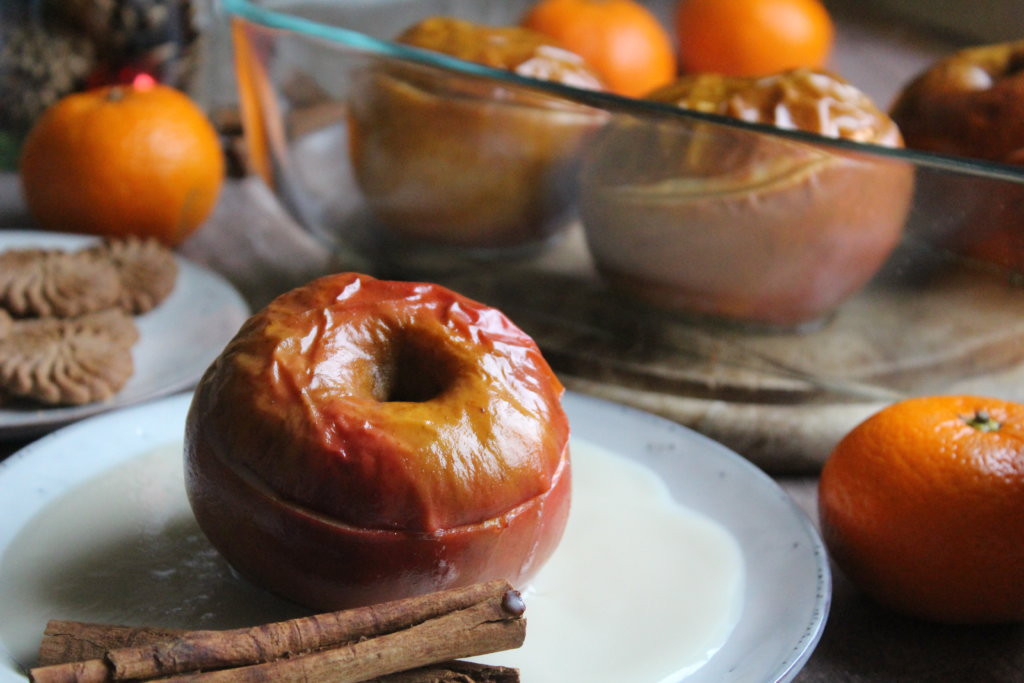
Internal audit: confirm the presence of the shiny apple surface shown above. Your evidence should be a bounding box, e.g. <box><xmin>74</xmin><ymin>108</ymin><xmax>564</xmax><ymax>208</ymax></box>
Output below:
<box><xmin>185</xmin><ymin>272</ymin><xmax>571</xmax><ymax>609</ymax></box>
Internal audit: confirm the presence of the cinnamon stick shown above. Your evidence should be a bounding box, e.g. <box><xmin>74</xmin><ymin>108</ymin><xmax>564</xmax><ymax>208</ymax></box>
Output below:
<box><xmin>159</xmin><ymin>598</ymin><xmax>524</xmax><ymax>682</ymax></box>
<box><xmin>33</xmin><ymin>622</ymin><xmax>520</xmax><ymax>683</ymax></box>
<box><xmin>38</xmin><ymin>621</ymin><xmax>186</xmax><ymax>666</ymax></box>
<box><xmin>35</xmin><ymin>641</ymin><xmax>518</xmax><ymax>683</ymax></box>
<box><xmin>30</xmin><ymin>580</ymin><xmax>525</xmax><ymax>683</ymax></box>
<box><xmin>365</xmin><ymin>661</ymin><xmax>519</xmax><ymax>682</ymax></box>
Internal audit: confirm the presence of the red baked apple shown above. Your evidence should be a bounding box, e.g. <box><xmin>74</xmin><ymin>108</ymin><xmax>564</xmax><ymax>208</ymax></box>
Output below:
<box><xmin>891</xmin><ymin>40</ymin><xmax>1024</xmax><ymax>272</ymax></box>
<box><xmin>184</xmin><ymin>273</ymin><xmax>571</xmax><ymax>610</ymax></box>
<box><xmin>579</xmin><ymin>69</ymin><xmax>914</xmax><ymax>327</ymax></box>
<box><xmin>347</xmin><ymin>16</ymin><xmax>607</xmax><ymax>252</ymax></box>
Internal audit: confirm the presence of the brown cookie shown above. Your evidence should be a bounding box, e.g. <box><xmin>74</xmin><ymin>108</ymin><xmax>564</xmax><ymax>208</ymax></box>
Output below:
<box><xmin>0</xmin><ymin>309</ymin><xmax>138</xmax><ymax>406</ymax></box>
<box><xmin>66</xmin><ymin>306</ymin><xmax>141</xmax><ymax>347</ymax></box>
<box><xmin>86</xmin><ymin>237</ymin><xmax>179</xmax><ymax>314</ymax></box>
<box><xmin>0</xmin><ymin>247</ymin><xmax>123</xmax><ymax>318</ymax></box>
<box><xmin>0</xmin><ymin>238</ymin><xmax>179</xmax><ymax>319</ymax></box>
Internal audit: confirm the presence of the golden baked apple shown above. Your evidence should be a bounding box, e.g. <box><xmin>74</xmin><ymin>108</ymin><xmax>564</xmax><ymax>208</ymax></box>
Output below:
<box><xmin>184</xmin><ymin>272</ymin><xmax>571</xmax><ymax>610</ymax></box>
<box><xmin>347</xmin><ymin>16</ymin><xmax>607</xmax><ymax>251</ymax></box>
<box><xmin>579</xmin><ymin>69</ymin><xmax>914</xmax><ymax>327</ymax></box>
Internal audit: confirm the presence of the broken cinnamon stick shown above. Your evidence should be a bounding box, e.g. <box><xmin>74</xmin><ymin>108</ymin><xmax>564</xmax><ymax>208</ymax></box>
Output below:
<box><xmin>30</xmin><ymin>580</ymin><xmax>525</xmax><ymax>683</ymax></box>
<box><xmin>34</xmin><ymin>620</ymin><xmax>519</xmax><ymax>683</ymax></box>
<box><xmin>364</xmin><ymin>660</ymin><xmax>519</xmax><ymax>682</ymax></box>
<box><xmin>36</xmin><ymin>631</ymin><xmax>518</xmax><ymax>683</ymax></box>
<box><xmin>38</xmin><ymin>621</ymin><xmax>186</xmax><ymax>667</ymax></box>
<box><xmin>159</xmin><ymin>597</ymin><xmax>524</xmax><ymax>682</ymax></box>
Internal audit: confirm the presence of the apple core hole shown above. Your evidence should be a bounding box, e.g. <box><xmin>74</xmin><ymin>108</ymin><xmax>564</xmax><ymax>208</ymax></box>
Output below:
<box><xmin>377</xmin><ymin>330</ymin><xmax>459</xmax><ymax>403</ymax></box>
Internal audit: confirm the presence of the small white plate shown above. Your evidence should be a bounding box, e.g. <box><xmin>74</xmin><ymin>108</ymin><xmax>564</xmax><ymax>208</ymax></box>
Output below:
<box><xmin>0</xmin><ymin>391</ymin><xmax>829</xmax><ymax>682</ymax></box>
<box><xmin>0</xmin><ymin>230</ymin><xmax>250</xmax><ymax>439</ymax></box>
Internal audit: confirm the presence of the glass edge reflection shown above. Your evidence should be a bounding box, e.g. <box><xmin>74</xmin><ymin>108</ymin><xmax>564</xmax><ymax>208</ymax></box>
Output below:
<box><xmin>221</xmin><ymin>0</ymin><xmax>1024</xmax><ymax>185</ymax></box>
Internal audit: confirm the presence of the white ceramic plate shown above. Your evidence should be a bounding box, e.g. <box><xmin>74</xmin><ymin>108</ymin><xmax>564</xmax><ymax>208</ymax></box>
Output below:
<box><xmin>0</xmin><ymin>230</ymin><xmax>250</xmax><ymax>439</ymax></box>
<box><xmin>0</xmin><ymin>391</ymin><xmax>830</xmax><ymax>682</ymax></box>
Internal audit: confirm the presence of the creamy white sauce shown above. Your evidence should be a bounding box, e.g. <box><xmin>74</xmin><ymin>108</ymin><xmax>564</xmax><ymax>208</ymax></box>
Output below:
<box><xmin>0</xmin><ymin>440</ymin><xmax>744</xmax><ymax>681</ymax></box>
<box><xmin>0</xmin><ymin>444</ymin><xmax>307</xmax><ymax>670</ymax></box>
<box><xmin>477</xmin><ymin>440</ymin><xmax>745</xmax><ymax>682</ymax></box>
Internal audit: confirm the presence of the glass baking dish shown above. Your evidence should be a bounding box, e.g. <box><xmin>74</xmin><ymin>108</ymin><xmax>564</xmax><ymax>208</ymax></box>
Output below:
<box><xmin>218</xmin><ymin>0</ymin><xmax>1024</xmax><ymax>468</ymax></box>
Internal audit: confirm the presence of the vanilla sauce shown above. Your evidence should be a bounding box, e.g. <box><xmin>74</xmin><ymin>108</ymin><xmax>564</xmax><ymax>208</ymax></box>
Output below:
<box><xmin>0</xmin><ymin>440</ymin><xmax>744</xmax><ymax>681</ymax></box>
<box><xmin>478</xmin><ymin>440</ymin><xmax>744</xmax><ymax>682</ymax></box>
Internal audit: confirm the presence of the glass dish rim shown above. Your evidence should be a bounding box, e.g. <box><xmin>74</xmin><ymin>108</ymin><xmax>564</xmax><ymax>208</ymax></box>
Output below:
<box><xmin>221</xmin><ymin>0</ymin><xmax>1024</xmax><ymax>185</ymax></box>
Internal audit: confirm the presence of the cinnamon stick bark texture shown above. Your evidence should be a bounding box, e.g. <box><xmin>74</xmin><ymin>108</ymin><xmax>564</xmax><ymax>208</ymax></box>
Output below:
<box><xmin>364</xmin><ymin>661</ymin><xmax>520</xmax><ymax>682</ymax></box>
<box><xmin>159</xmin><ymin>599</ymin><xmax>523</xmax><ymax>682</ymax></box>
<box><xmin>29</xmin><ymin>580</ymin><xmax>524</xmax><ymax>683</ymax></box>
<box><xmin>37</xmin><ymin>621</ymin><xmax>186</xmax><ymax>666</ymax></box>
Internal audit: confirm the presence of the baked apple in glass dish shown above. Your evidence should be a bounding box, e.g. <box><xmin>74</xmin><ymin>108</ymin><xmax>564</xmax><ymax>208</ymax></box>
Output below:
<box><xmin>891</xmin><ymin>40</ymin><xmax>1024</xmax><ymax>272</ymax></box>
<box><xmin>347</xmin><ymin>16</ymin><xmax>607</xmax><ymax>257</ymax></box>
<box><xmin>579</xmin><ymin>68</ymin><xmax>914</xmax><ymax>328</ymax></box>
<box><xmin>184</xmin><ymin>272</ymin><xmax>571</xmax><ymax>610</ymax></box>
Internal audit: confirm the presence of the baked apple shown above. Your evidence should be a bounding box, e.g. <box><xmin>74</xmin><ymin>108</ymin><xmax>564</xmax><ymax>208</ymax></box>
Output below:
<box><xmin>184</xmin><ymin>272</ymin><xmax>571</xmax><ymax>610</ymax></box>
<box><xmin>347</xmin><ymin>16</ymin><xmax>607</xmax><ymax>251</ymax></box>
<box><xmin>891</xmin><ymin>40</ymin><xmax>1024</xmax><ymax>164</ymax></box>
<box><xmin>891</xmin><ymin>40</ymin><xmax>1024</xmax><ymax>271</ymax></box>
<box><xmin>579</xmin><ymin>69</ymin><xmax>914</xmax><ymax>327</ymax></box>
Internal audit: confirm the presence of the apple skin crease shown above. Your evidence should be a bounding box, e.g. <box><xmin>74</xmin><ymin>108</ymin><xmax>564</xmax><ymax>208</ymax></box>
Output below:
<box><xmin>580</xmin><ymin>69</ymin><xmax>913</xmax><ymax>328</ymax></box>
<box><xmin>581</xmin><ymin>139</ymin><xmax>912</xmax><ymax>326</ymax></box>
<box><xmin>184</xmin><ymin>272</ymin><xmax>571</xmax><ymax>609</ymax></box>
<box><xmin>347</xmin><ymin>16</ymin><xmax>607</xmax><ymax>250</ymax></box>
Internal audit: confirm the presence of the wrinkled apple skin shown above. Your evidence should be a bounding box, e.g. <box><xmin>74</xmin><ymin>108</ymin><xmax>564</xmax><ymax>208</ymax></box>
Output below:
<box><xmin>580</xmin><ymin>69</ymin><xmax>913</xmax><ymax>327</ymax></box>
<box><xmin>184</xmin><ymin>272</ymin><xmax>571</xmax><ymax>609</ymax></box>
<box><xmin>348</xmin><ymin>71</ymin><xmax>600</xmax><ymax>249</ymax></box>
<box><xmin>347</xmin><ymin>16</ymin><xmax>607</xmax><ymax>250</ymax></box>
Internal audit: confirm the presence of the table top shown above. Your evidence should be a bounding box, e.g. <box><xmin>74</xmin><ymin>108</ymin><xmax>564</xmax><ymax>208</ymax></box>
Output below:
<box><xmin>3</xmin><ymin>173</ymin><xmax>1024</xmax><ymax>681</ymax></box>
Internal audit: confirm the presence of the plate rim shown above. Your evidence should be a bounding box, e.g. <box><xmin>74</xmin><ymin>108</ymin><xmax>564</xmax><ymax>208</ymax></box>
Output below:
<box><xmin>0</xmin><ymin>390</ymin><xmax>831</xmax><ymax>682</ymax></box>
<box><xmin>0</xmin><ymin>229</ymin><xmax>250</xmax><ymax>439</ymax></box>
<box><xmin>563</xmin><ymin>391</ymin><xmax>831</xmax><ymax>682</ymax></box>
